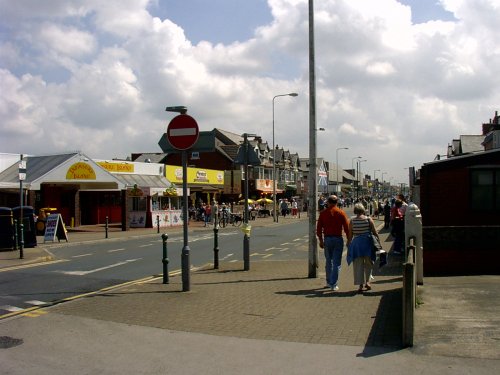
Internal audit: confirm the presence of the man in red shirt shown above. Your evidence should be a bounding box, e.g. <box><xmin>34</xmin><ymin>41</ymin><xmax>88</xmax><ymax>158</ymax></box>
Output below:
<box><xmin>316</xmin><ymin>195</ymin><xmax>350</xmax><ymax>290</ymax></box>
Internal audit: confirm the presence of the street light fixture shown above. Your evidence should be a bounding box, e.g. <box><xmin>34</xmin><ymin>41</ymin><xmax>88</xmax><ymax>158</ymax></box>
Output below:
<box><xmin>272</xmin><ymin>92</ymin><xmax>298</xmax><ymax>222</ymax></box>
<box><xmin>336</xmin><ymin>147</ymin><xmax>348</xmax><ymax>194</ymax></box>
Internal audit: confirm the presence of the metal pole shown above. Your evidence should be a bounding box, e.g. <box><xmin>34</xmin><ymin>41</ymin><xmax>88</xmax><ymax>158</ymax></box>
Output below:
<box><xmin>308</xmin><ymin>0</ymin><xmax>318</xmax><ymax>278</ymax></box>
<box><xmin>213</xmin><ymin>210</ymin><xmax>219</xmax><ymax>269</ymax></box>
<box><xmin>272</xmin><ymin>97</ymin><xmax>277</xmax><ymax>223</ymax></box>
<box><xmin>13</xmin><ymin>219</ymin><xmax>18</xmax><ymax>251</ymax></box>
<box><xmin>162</xmin><ymin>233</ymin><xmax>169</xmax><ymax>284</ymax></box>
<box><xmin>157</xmin><ymin>215</ymin><xmax>160</xmax><ymax>233</ymax></box>
<box><xmin>181</xmin><ymin>150</ymin><xmax>190</xmax><ymax>291</ymax></box>
<box><xmin>19</xmin><ymin>154</ymin><xmax>24</xmax><ymax>259</ymax></box>
<box><xmin>105</xmin><ymin>216</ymin><xmax>109</xmax><ymax>238</ymax></box>
<box><xmin>243</xmin><ymin>134</ymin><xmax>250</xmax><ymax>271</ymax></box>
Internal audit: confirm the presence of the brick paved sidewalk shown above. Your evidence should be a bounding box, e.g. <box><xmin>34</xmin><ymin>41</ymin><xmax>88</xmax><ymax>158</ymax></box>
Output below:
<box><xmin>51</xmin><ymin>251</ymin><xmax>403</xmax><ymax>348</ymax></box>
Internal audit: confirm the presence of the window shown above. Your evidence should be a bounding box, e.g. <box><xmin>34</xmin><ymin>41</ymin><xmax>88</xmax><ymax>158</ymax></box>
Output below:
<box><xmin>471</xmin><ymin>169</ymin><xmax>500</xmax><ymax>210</ymax></box>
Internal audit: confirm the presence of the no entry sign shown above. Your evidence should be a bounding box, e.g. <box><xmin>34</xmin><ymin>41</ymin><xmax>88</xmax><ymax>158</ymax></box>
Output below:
<box><xmin>167</xmin><ymin>114</ymin><xmax>200</xmax><ymax>150</ymax></box>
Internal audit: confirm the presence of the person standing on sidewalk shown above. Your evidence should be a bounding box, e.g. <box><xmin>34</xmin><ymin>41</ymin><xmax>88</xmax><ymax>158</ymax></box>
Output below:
<box><xmin>316</xmin><ymin>195</ymin><xmax>350</xmax><ymax>291</ymax></box>
<box><xmin>346</xmin><ymin>203</ymin><xmax>381</xmax><ymax>293</ymax></box>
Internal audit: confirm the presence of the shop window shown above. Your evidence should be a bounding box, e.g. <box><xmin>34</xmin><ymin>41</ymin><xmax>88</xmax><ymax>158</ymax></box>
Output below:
<box><xmin>131</xmin><ymin>196</ymin><xmax>147</xmax><ymax>211</ymax></box>
<box><xmin>471</xmin><ymin>169</ymin><xmax>500</xmax><ymax>210</ymax></box>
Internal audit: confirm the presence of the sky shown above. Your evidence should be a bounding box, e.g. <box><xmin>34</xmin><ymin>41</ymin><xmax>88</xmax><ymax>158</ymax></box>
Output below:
<box><xmin>1</xmin><ymin>0</ymin><xmax>499</xmax><ymax>185</ymax></box>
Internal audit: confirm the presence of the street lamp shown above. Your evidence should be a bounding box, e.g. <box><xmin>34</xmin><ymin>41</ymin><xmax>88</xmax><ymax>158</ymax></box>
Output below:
<box><xmin>336</xmin><ymin>147</ymin><xmax>348</xmax><ymax>194</ymax></box>
<box><xmin>351</xmin><ymin>156</ymin><xmax>362</xmax><ymax>196</ymax></box>
<box><xmin>272</xmin><ymin>92</ymin><xmax>298</xmax><ymax>222</ymax></box>
<box><xmin>357</xmin><ymin>159</ymin><xmax>367</xmax><ymax>199</ymax></box>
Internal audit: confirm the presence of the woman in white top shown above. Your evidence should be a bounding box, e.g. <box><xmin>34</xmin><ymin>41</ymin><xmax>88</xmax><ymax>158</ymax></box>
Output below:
<box><xmin>347</xmin><ymin>203</ymin><xmax>381</xmax><ymax>293</ymax></box>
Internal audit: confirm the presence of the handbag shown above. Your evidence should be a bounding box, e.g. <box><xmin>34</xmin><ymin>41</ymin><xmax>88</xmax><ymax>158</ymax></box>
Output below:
<box><xmin>371</xmin><ymin>234</ymin><xmax>387</xmax><ymax>267</ymax></box>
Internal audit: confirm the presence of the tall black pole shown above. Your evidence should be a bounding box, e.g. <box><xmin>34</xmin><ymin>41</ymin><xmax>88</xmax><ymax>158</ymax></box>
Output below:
<box><xmin>308</xmin><ymin>0</ymin><xmax>318</xmax><ymax>278</ymax></box>
<box><xmin>19</xmin><ymin>154</ymin><xmax>24</xmax><ymax>259</ymax></box>
<box><xmin>181</xmin><ymin>150</ymin><xmax>190</xmax><ymax>291</ymax></box>
<box><xmin>243</xmin><ymin>133</ymin><xmax>250</xmax><ymax>271</ymax></box>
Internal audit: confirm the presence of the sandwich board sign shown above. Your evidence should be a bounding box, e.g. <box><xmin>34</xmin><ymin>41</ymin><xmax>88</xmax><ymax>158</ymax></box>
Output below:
<box><xmin>44</xmin><ymin>214</ymin><xmax>69</xmax><ymax>243</ymax></box>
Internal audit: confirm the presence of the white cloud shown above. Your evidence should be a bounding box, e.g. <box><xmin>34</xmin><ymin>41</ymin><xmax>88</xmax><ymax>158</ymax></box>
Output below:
<box><xmin>0</xmin><ymin>0</ymin><xmax>499</xmax><ymax>184</ymax></box>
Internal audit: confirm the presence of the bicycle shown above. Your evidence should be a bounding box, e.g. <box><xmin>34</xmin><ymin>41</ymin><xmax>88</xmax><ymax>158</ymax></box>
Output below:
<box><xmin>218</xmin><ymin>212</ymin><xmax>242</xmax><ymax>227</ymax></box>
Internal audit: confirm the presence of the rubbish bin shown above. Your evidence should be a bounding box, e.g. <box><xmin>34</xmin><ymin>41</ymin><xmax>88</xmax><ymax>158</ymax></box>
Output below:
<box><xmin>13</xmin><ymin>206</ymin><xmax>37</xmax><ymax>248</ymax></box>
<box><xmin>0</xmin><ymin>207</ymin><xmax>14</xmax><ymax>250</ymax></box>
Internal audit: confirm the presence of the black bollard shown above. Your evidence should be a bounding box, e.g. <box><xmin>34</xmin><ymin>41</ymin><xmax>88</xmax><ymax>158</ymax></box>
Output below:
<box><xmin>13</xmin><ymin>219</ymin><xmax>18</xmax><ymax>251</ymax></box>
<box><xmin>162</xmin><ymin>233</ymin><xmax>169</xmax><ymax>284</ymax></box>
<box><xmin>213</xmin><ymin>224</ymin><xmax>219</xmax><ymax>269</ymax></box>
<box><xmin>19</xmin><ymin>222</ymin><xmax>24</xmax><ymax>259</ymax></box>
<box><xmin>157</xmin><ymin>215</ymin><xmax>160</xmax><ymax>233</ymax></box>
<box><xmin>105</xmin><ymin>216</ymin><xmax>109</xmax><ymax>239</ymax></box>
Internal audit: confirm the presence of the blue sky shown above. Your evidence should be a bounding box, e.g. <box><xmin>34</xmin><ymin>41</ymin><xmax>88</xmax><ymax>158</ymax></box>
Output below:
<box><xmin>1</xmin><ymin>0</ymin><xmax>499</xmax><ymax>184</ymax></box>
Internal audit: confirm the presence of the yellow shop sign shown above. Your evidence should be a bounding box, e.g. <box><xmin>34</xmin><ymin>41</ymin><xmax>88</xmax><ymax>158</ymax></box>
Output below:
<box><xmin>165</xmin><ymin>166</ymin><xmax>224</xmax><ymax>185</ymax></box>
<box><xmin>97</xmin><ymin>162</ymin><xmax>135</xmax><ymax>173</ymax></box>
<box><xmin>66</xmin><ymin>162</ymin><xmax>96</xmax><ymax>180</ymax></box>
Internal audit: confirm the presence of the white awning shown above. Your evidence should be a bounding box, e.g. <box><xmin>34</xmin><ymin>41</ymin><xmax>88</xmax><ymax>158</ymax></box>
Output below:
<box><xmin>113</xmin><ymin>174</ymin><xmax>171</xmax><ymax>189</ymax></box>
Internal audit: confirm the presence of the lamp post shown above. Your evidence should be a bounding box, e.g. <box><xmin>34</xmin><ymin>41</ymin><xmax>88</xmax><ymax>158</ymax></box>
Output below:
<box><xmin>307</xmin><ymin>0</ymin><xmax>317</xmax><ymax>278</ymax></box>
<box><xmin>336</xmin><ymin>147</ymin><xmax>348</xmax><ymax>194</ymax></box>
<box><xmin>357</xmin><ymin>159</ymin><xmax>367</xmax><ymax>200</ymax></box>
<box><xmin>351</xmin><ymin>156</ymin><xmax>362</xmax><ymax>198</ymax></box>
<box><xmin>381</xmin><ymin>172</ymin><xmax>387</xmax><ymax>197</ymax></box>
<box><xmin>272</xmin><ymin>92</ymin><xmax>298</xmax><ymax>222</ymax></box>
<box><xmin>373</xmin><ymin>169</ymin><xmax>380</xmax><ymax>196</ymax></box>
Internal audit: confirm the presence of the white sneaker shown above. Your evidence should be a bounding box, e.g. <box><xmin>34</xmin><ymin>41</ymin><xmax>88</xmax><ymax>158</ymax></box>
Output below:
<box><xmin>332</xmin><ymin>285</ymin><xmax>339</xmax><ymax>291</ymax></box>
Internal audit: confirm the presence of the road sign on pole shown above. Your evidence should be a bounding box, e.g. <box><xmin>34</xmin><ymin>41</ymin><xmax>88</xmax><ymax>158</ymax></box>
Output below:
<box><xmin>167</xmin><ymin>114</ymin><xmax>199</xmax><ymax>150</ymax></box>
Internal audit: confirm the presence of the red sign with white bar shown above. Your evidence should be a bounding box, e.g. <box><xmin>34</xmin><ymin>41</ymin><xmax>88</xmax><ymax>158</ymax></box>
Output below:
<box><xmin>167</xmin><ymin>114</ymin><xmax>200</xmax><ymax>150</ymax></box>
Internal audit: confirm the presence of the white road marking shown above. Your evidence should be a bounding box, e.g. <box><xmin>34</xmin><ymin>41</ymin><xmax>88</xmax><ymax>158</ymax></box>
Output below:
<box><xmin>72</xmin><ymin>253</ymin><xmax>93</xmax><ymax>258</ymax></box>
<box><xmin>54</xmin><ymin>258</ymin><xmax>142</xmax><ymax>276</ymax></box>
<box><xmin>139</xmin><ymin>244</ymin><xmax>152</xmax><ymax>248</ymax></box>
<box><xmin>279</xmin><ymin>248</ymin><xmax>289</xmax><ymax>252</ymax></box>
<box><xmin>108</xmin><ymin>248</ymin><xmax>125</xmax><ymax>253</ymax></box>
<box><xmin>25</xmin><ymin>300</ymin><xmax>47</xmax><ymax>306</ymax></box>
<box><xmin>1</xmin><ymin>305</ymin><xmax>24</xmax><ymax>312</ymax></box>
<box><xmin>263</xmin><ymin>254</ymin><xmax>273</xmax><ymax>258</ymax></box>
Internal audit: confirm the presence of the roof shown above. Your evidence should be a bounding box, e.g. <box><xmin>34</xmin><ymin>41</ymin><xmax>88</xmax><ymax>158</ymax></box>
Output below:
<box><xmin>0</xmin><ymin>152</ymin><xmax>78</xmax><ymax>186</ymax></box>
<box><xmin>459</xmin><ymin>135</ymin><xmax>484</xmax><ymax>154</ymax></box>
<box><xmin>113</xmin><ymin>174</ymin><xmax>171</xmax><ymax>188</ymax></box>
<box><xmin>133</xmin><ymin>153</ymin><xmax>168</xmax><ymax>163</ymax></box>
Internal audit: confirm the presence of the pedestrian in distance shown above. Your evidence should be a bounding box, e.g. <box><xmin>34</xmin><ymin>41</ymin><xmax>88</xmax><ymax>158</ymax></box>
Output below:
<box><xmin>316</xmin><ymin>195</ymin><xmax>350</xmax><ymax>291</ymax></box>
<box><xmin>390</xmin><ymin>199</ymin><xmax>405</xmax><ymax>254</ymax></box>
<box><xmin>346</xmin><ymin>203</ymin><xmax>381</xmax><ymax>293</ymax></box>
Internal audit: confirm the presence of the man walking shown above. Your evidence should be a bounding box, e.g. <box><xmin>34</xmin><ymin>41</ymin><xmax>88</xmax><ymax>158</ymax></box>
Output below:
<box><xmin>316</xmin><ymin>195</ymin><xmax>350</xmax><ymax>290</ymax></box>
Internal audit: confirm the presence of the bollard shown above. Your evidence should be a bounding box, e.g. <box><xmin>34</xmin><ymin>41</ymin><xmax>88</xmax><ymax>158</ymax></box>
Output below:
<box><xmin>19</xmin><ymin>222</ymin><xmax>24</xmax><ymax>259</ymax></box>
<box><xmin>105</xmin><ymin>216</ymin><xmax>109</xmax><ymax>239</ymax></box>
<box><xmin>241</xmin><ymin>223</ymin><xmax>251</xmax><ymax>271</ymax></box>
<box><xmin>213</xmin><ymin>223</ymin><xmax>219</xmax><ymax>269</ymax></box>
<box><xmin>157</xmin><ymin>215</ymin><xmax>160</xmax><ymax>234</ymax></box>
<box><xmin>162</xmin><ymin>233</ymin><xmax>169</xmax><ymax>284</ymax></box>
<box><xmin>13</xmin><ymin>219</ymin><xmax>18</xmax><ymax>251</ymax></box>
<box><xmin>405</xmin><ymin>204</ymin><xmax>423</xmax><ymax>285</ymax></box>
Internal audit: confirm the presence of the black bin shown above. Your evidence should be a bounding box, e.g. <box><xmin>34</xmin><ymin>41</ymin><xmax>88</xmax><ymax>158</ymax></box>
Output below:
<box><xmin>0</xmin><ymin>207</ymin><xmax>15</xmax><ymax>250</ymax></box>
<box><xmin>13</xmin><ymin>206</ymin><xmax>37</xmax><ymax>248</ymax></box>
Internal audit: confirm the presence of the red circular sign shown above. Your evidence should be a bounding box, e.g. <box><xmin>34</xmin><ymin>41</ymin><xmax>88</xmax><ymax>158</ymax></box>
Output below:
<box><xmin>167</xmin><ymin>114</ymin><xmax>200</xmax><ymax>150</ymax></box>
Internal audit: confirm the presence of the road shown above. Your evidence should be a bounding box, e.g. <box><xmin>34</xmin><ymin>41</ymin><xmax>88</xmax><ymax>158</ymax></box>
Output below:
<box><xmin>0</xmin><ymin>219</ymin><xmax>309</xmax><ymax>317</ymax></box>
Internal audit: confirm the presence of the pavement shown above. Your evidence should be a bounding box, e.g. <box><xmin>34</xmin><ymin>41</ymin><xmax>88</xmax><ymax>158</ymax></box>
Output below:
<box><xmin>1</xmin><ymin>214</ymin><xmax>499</xmax><ymax>374</ymax></box>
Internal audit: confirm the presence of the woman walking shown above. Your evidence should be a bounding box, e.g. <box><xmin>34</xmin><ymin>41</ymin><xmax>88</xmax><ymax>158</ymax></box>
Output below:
<box><xmin>347</xmin><ymin>203</ymin><xmax>381</xmax><ymax>293</ymax></box>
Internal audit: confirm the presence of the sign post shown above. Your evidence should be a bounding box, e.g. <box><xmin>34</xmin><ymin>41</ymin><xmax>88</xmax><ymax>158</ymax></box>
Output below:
<box><xmin>165</xmin><ymin>109</ymin><xmax>199</xmax><ymax>292</ymax></box>
<box><xmin>18</xmin><ymin>155</ymin><xmax>25</xmax><ymax>259</ymax></box>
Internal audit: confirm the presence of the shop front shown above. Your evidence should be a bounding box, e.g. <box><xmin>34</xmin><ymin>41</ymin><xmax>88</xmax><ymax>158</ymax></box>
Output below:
<box><xmin>165</xmin><ymin>165</ymin><xmax>224</xmax><ymax>208</ymax></box>
<box><xmin>97</xmin><ymin>160</ymin><xmax>182</xmax><ymax>229</ymax></box>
